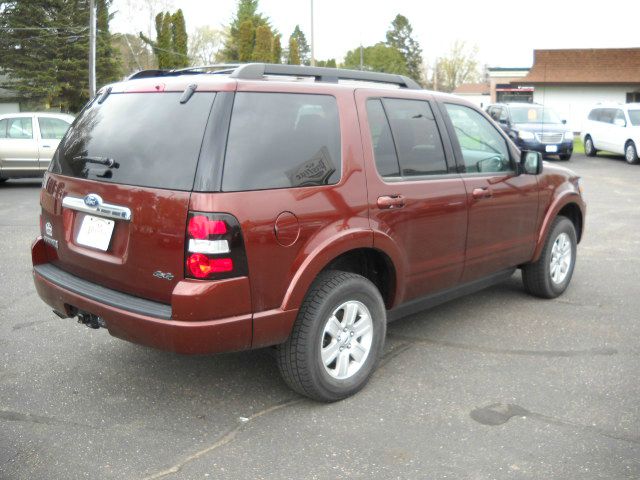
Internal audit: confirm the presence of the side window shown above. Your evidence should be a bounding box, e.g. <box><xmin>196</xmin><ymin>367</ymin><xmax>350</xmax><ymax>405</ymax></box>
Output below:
<box><xmin>222</xmin><ymin>93</ymin><xmax>341</xmax><ymax>191</ymax></box>
<box><xmin>498</xmin><ymin>108</ymin><xmax>509</xmax><ymax>122</ymax></box>
<box><xmin>488</xmin><ymin>107</ymin><xmax>499</xmax><ymax>121</ymax></box>
<box><xmin>365</xmin><ymin>99</ymin><xmax>400</xmax><ymax>177</ymax></box>
<box><xmin>588</xmin><ymin>109</ymin><xmax>599</xmax><ymax>121</ymax></box>
<box><xmin>614</xmin><ymin>109</ymin><xmax>626</xmax><ymax>126</ymax></box>
<box><xmin>381</xmin><ymin>98</ymin><xmax>448</xmax><ymax>177</ymax></box>
<box><xmin>445</xmin><ymin>103</ymin><xmax>511</xmax><ymax>174</ymax></box>
<box><xmin>6</xmin><ymin>117</ymin><xmax>33</xmax><ymax>139</ymax></box>
<box><xmin>0</xmin><ymin>119</ymin><xmax>7</xmax><ymax>139</ymax></box>
<box><xmin>601</xmin><ymin>109</ymin><xmax>616</xmax><ymax>124</ymax></box>
<box><xmin>38</xmin><ymin>117</ymin><xmax>71</xmax><ymax>140</ymax></box>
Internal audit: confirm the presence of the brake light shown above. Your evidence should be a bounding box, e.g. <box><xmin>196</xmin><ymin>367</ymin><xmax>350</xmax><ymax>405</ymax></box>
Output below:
<box><xmin>188</xmin><ymin>216</ymin><xmax>227</xmax><ymax>239</ymax></box>
<box><xmin>184</xmin><ymin>212</ymin><xmax>248</xmax><ymax>280</ymax></box>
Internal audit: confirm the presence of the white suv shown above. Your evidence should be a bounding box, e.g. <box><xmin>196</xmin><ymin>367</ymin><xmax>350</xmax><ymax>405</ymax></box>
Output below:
<box><xmin>582</xmin><ymin>104</ymin><xmax>640</xmax><ymax>164</ymax></box>
<box><xmin>0</xmin><ymin>112</ymin><xmax>74</xmax><ymax>182</ymax></box>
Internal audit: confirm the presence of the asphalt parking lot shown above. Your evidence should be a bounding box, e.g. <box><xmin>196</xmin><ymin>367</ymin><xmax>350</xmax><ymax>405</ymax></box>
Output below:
<box><xmin>1</xmin><ymin>153</ymin><xmax>639</xmax><ymax>479</ymax></box>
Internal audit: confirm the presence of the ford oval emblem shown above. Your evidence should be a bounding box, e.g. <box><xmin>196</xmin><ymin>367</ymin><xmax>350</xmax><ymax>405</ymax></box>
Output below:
<box><xmin>84</xmin><ymin>193</ymin><xmax>102</xmax><ymax>208</ymax></box>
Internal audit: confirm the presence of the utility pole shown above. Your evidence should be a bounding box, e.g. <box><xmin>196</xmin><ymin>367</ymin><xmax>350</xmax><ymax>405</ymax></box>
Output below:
<box><xmin>359</xmin><ymin>44</ymin><xmax>363</xmax><ymax>70</ymax></box>
<box><xmin>310</xmin><ymin>0</ymin><xmax>315</xmax><ymax>66</ymax></box>
<box><xmin>89</xmin><ymin>0</ymin><xmax>97</xmax><ymax>97</ymax></box>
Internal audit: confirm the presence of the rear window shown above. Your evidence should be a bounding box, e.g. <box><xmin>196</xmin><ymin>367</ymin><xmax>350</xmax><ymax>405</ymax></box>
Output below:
<box><xmin>50</xmin><ymin>92</ymin><xmax>216</xmax><ymax>191</ymax></box>
<box><xmin>221</xmin><ymin>92</ymin><xmax>341</xmax><ymax>192</ymax></box>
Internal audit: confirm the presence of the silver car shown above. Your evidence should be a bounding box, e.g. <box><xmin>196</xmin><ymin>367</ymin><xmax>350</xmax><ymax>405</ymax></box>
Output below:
<box><xmin>0</xmin><ymin>112</ymin><xmax>74</xmax><ymax>182</ymax></box>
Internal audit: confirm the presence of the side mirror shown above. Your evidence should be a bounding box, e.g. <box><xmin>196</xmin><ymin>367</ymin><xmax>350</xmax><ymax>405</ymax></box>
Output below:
<box><xmin>614</xmin><ymin>118</ymin><xmax>626</xmax><ymax>127</ymax></box>
<box><xmin>521</xmin><ymin>150</ymin><xmax>542</xmax><ymax>175</ymax></box>
<box><xmin>561</xmin><ymin>119</ymin><xmax>567</xmax><ymax>124</ymax></box>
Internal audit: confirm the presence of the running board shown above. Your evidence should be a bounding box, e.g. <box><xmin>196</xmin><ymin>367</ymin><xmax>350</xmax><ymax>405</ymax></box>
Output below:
<box><xmin>387</xmin><ymin>268</ymin><xmax>516</xmax><ymax>322</ymax></box>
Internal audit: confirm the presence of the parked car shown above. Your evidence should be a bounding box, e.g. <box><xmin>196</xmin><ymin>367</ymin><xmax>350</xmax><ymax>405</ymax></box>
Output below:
<box><xmin>0</xmin><ymin>112</ymin><xmax>74</xmax><ymax>182</ymax></box>
<box><xmin>31</xmin><ymin>64</ymin><xmax>585</xmax><ymax>402</ymax></box>
<box><xmin>486</xmin><ymin>103</ymin><xmax>574</xmax><ymax>161</ymax></box>
<box><xmin>582</xmin><ymin>103</ymin><xmax>640</xmax><ymax>164</ymax></box>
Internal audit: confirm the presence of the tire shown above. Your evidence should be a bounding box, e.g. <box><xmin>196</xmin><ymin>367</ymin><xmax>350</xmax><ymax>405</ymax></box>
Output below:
<box><xmin>584</xmin><ymin>136</ymin><xmax>597</xmax><ymax>157</ymax></box>
<box><xmin>276</xmin><ymin>270</ymin><xmax>386</xmax><ymax>402</ymax></box>
<box><xmin>624</xmin><ymin>141</ymin><xmax>639</xmax><ymax>165</ymax></box>
<box><xmin>522</xmin><ymin>216</ymin><xmax>577</xmax><ymax>299</ymax></box>
<box><xmin>559</xmin><ymin>154</ymin><xmax>571</xmax><ymax>161</ymax></box>
<box><xmin>0</xmin><ymin>178</ymin><xmax>7</xmax><ymax>184</ymax></box>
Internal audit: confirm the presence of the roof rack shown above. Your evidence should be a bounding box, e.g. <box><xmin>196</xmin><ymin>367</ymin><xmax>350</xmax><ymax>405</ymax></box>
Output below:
<box><xmin>128</xmin><ymin>63</ymin><xmax>422</xmax><ymax>89</ymax></box>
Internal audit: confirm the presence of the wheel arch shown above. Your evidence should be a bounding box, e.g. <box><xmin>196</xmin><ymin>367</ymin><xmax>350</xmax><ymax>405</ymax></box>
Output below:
<box><xmin>532</xmin><ymin>194</ymin><xmax>585</xmax><ymax>262</ymax></box>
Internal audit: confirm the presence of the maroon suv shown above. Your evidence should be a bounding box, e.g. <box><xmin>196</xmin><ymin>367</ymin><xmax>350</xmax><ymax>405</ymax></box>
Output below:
<box><xmin>31</xmin><ymin>64</ymin><xmax>585</xmax><ymax>401</ymax></box>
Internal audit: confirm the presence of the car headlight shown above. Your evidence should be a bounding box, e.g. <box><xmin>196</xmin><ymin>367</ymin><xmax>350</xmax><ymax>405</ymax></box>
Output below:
<box><xmin>518</xmin><ymin>130</ymin><xmax>535</xmax><ymax>140</ymax></box>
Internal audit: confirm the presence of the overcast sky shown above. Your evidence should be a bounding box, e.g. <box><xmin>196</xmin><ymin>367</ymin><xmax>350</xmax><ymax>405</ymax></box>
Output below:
<box><xmin>111</xmin><ymin>0</ymin><xmax>640</xmax><ymax>68</ymax></box>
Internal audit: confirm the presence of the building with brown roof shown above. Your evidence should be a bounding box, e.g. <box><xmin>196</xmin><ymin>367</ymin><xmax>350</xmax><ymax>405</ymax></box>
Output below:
<box><xmin>452</xmin><ymin>82</ymin><xmax>491</xmax><ymax>108</ymax></box>
<box><xmin>514</xmin><ymin>48</ymin><xmax>640</xmax><ymax>131</ymax></box>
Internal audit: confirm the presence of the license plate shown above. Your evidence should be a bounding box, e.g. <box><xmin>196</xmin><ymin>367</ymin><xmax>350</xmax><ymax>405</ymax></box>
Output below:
<box><xmin>545</xmin><ymin>145</ymin><xmax>558</xmax><ymax>153</ymax></box>
<box><xmin>76</xmin><ymin>215</ymin><xmax>115</xmax><ymax>251</ymax></box>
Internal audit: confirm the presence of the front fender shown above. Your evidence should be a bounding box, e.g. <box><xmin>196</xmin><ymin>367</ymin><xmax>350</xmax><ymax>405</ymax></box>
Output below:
<box><xmin>532</xmin><ymin>191</ymin><xmax>585</xmax><ymax>262</ymax></box>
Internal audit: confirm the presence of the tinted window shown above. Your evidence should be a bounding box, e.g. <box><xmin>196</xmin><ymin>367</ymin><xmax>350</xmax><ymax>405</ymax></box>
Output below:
<box><xmin>366</xmin><ymin>99</ymin><xmax>400</xmax><ymax>177</ymax></box>
<box><xmin>381</xmin><ymin>98</ymin><xmax>447</xmax><ymax>176</ymax></box>
<box><xmin>222</xmin><ymin>93</ymin><xmax>341</xmax><ymax>191</ymax></box>
<box><xmin>445</xmin><ymin>103</ymin><xmax>511</xmax><ymax>174</ymax></box>
<box><xmin>51</xmin><ymin>92</ymin><xmax>216</xmax><ymax>191</ymax></box>
<box><xmin>2</xmin><ymin>117</ymin><xmax>33</xmax><ymax>139</ymax></box>
<box><xmin>38</xmin><ymin>117</ymin><xmax>71</xmax><ymax>140</ymax></box>
<box><xmin>628</xmin><ymin>110</ymin><xmax>640</xmax><ymax>126</ymax></box>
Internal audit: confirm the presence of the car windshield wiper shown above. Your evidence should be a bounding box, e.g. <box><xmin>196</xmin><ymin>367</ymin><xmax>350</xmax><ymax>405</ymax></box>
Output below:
<box><xmin>72</xmin><ymin>155</ymin><xmax>119</xmax><ymax>168</ymax></box>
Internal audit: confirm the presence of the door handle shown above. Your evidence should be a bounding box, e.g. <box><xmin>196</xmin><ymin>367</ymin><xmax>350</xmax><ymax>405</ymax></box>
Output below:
<box><xmin>472</xmin><ymin>187</ymin><xmax>492</xmax><ymax>199</ymax></box>
<box><xmin>42</xmin><ymin>145</ymin><xmax>51</xmax><ymax>148</ymax></box>
<box><xmin>377</xmin><ymin>195</ymin><xmax>405</xmax><ymax>209</ymax></box>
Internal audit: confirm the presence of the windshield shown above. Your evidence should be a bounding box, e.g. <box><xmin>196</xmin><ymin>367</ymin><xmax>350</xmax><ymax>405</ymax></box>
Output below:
<box><xmin>50</xmin><ymin>92</ymin><xmax>216</xmax><ymax>191</ymax></box>
<box><xmin>510</xmin><ymin>106</ymin><xmax>562</xmax><ymax>124</ymax></box>
<box><xmin>629</xmin><ymin>110</ymin><xmax>640</xmax><ymax>126</ymax></box>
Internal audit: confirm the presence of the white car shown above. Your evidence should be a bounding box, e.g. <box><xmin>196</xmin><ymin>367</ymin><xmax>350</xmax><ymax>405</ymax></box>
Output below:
<box><xmin>582</xmin><ymin>104</ymin><xmax>640</xmax><ymax>164</ymax></box>
<box><xmin>0</xmin><ymin>112</ymin><xmax>74</xmax><ymax>182</ymax></box>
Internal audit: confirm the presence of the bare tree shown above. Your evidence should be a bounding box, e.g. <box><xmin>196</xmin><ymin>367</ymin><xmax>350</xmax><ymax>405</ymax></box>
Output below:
<box><xmin>189</xmin><ymin>26</ymin><xmax>226</xmax><ymax>66</ymax></box>
<box><xmin>434</xmin><ymin>40</ymin><xmax>480</xmax><ymax>93</ymax></box>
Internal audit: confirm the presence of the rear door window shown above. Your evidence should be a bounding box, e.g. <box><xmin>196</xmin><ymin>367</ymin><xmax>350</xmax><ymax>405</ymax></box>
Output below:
<box><xmin>222</xmin><ymin>93</ymin><xmax>341</xmax><ymax>191</ymax></box>
<box><xmin>38</xmin><ymin>117</ymin><xmax>71</xmax><ymax>140</ymax></box>
<box><xmin>3</xmin><ymin>117</ymin><xmax>33</xmax><ymax>139</ymax></box>
<box><xmin>380</xmin><ymin>98</ymin><xmax>448</xmax><ymax>177</ymax></box>
<box><xmin>365</xmin><ymin>99</ymin><xmax>400</xmax><ymax>177</ymax></box>
<box><xmin>50</xmin><ymin>92</ymin><xmax>216</xmax><ymax>191</ymax></box>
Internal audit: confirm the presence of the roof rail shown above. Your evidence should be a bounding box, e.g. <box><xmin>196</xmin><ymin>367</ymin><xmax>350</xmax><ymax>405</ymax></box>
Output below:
<box><xmin>127</xmin><ymin>63</ymin><xmax>422</xmax><ymax>89</ymax></box>
<box><xmin>229</xmin><ymin>63</ymin><xmax>422</xmax><ymax>89</ymax></box>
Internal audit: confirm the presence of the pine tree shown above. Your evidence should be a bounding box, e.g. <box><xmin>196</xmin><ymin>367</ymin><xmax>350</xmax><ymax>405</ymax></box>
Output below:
<box><xmin>0</xmin><ymin>0</ymin><xmax>121</xmax><ymax>112</ymax></box>
<box><xmin>289</xmin><ymin>25</ymin><xmax>310</xmax><ymax>65</ymax></box>
<box><xmin>140</xmin><ymin>10</ymin><xmax>189</xmax><ymax>69</ymax></box>
<box><xmin>271</xmin><ymin>34</ymin><xmax>282</xmax><ymax>64</ymax></box>
<box><xmin>385</xmin><ymin>14</ymin><xmax>424</xmax><ymax>84</ymax></box>
<box><xmin>171</xmin><ymin>9</ymin><xmax>189</xmax><ymax>68</ymax></box>
<box><xmin>287</xmin><ymin>38</ymin><xmax>300</xmax><ymax>65</ymax></box>
<box><xmin>252</xmin><ymin>25</ymin><xmax>273</xmax><ymax>62</ymax></box>
<box><xmin>221</xmin><ymin>0</ymin><xmax>270</xmax><ymax>62</ymax></box>
<box><xmin>238</xmin><ymin>20</ymin><xmax>255</xmax><ymax>62</ymax></box>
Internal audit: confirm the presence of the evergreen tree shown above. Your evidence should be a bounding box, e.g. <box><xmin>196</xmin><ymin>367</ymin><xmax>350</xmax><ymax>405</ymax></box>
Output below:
<box><xmin>385</xmin><ymin>14</ymin><xmax>424</xmax><ymax>84</ymax></box>
<box><xmin>221</xmin><ymin>0</ymin><xmax>270</xmax><ymax>62</ymax></box>
<box><xmin>287</xmin><ymin>38</ymin><xmax>300</xmax><ymax>65</ymax></box>
<box><xmin>342</xmin><ymin>43</ymin><xmax>409</xmax><ymax>75</ymax></box>
<box><xmin>238</xmin><ymin>20</ymin><xmax>255</xmax><ymax>62</ymax></box>
<box><xmin>289</xmin><ymin>25</ymin><xmax>310</xmax><ymax>65</ymax></box>
<box><xmin>271</xmin><ymin>34</ymin><xmax>282</xmax><ymax>64</ymax></box>
<box><xmin>140</xmin><ymin>10</ymin><xmax>189</xmax><ymax>69</ymax></box>
<box><xmin>0</xmin><ymin>0</ymin><xmax>121</xmax><ymax>112</ymax></box>
<box><xmin>253</xmin><ymin>25</ymin><xmax>273</xmax><ymax>62</ymax></box>
<box><xmin>171</xmin><ymin>9</ymin><xmax>189</xmax><ymax>68</ymax></box>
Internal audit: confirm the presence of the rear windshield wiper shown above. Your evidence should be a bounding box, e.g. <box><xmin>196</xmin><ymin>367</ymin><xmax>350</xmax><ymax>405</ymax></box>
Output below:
<box><xmin>72</xmin><ymin>156</ymin><xmax>119</xmax><ymax>168</ymax></box>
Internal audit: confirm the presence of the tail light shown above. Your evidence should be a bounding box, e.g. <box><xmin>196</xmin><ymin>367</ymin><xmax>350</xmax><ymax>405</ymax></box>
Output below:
<box><xmin>185</xmin><ymin>212</ymin><xmax>248</xmax><ymax>280</ymax></box>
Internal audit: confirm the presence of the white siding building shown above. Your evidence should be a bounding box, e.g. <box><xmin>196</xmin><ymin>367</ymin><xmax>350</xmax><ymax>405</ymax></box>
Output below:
<box><xmin>515</xmin><ymin>48</ymin><xmax>640</xmax><ymax>133</ymax></box>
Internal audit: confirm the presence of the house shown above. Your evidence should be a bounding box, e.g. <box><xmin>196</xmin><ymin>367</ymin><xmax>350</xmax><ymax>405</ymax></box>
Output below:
<box><xmin>452</xmin><ymin>83</ymin><xmax>490</xmax><ymax>108</ymax></box>
<box><xmin>514</xmin><ymin>48</ymin><xmax>640</xmax><ymax>131</ymax></box>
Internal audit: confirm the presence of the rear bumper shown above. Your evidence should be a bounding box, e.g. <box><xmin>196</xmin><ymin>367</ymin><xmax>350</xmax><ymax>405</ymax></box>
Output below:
<box><xmin>33</xmin><ymin>266</ymin><xmax>252</xmax><ymax>354</ymax></box>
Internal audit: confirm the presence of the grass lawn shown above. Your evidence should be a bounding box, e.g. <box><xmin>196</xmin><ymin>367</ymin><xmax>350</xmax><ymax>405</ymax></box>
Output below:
<box><xmin>573</xmin><ymin>136</ymin><xmax>584</xmax><ymax>154</ymax></box>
